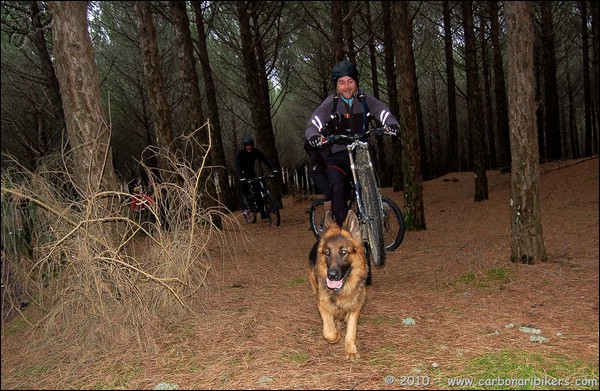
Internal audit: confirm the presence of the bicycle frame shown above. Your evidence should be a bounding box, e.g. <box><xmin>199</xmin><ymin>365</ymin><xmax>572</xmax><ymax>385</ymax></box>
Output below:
<box><xmin>240</xmin><ymin>171</ymin><xmax>280</xmax><ymax>226</ymax></box>
<box><xmin>347</xmin><ymin>140</ymin><xmax>373</xmax><ymax>228</ymax></box>
<box><xmin>317</xmin><ymin>128</ymin><xmax>388</xmax><ymax>266</ymax></box>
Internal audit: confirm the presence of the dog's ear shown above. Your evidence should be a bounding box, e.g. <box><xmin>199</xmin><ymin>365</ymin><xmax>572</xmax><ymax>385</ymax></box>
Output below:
<box><xmin>323</xmin><ymin>211</ymin><xmax>339</xmax><ymax>230</ymax></box>
<box><xmin>343</xmin><ymin>210</ymin><xmax>362</xmax><ymax>241</ymax></box>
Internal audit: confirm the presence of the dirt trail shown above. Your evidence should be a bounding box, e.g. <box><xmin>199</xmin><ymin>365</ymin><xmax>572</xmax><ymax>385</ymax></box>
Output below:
<box><xmin>1</xmin><ymin>158</ymin><xmax>598</xmax><ymax>390</ymax></box>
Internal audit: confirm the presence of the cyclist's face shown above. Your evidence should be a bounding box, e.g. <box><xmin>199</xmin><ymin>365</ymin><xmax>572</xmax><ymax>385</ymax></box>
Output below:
<box><xmin>245</xmin><ymin>144</ymin><xmax>254</xmax><ymax>152</ymax></box>
<box><xmin>336</xmin><ymin>76</ymin><xmax>357</xmax><ymax>99</ymax></box>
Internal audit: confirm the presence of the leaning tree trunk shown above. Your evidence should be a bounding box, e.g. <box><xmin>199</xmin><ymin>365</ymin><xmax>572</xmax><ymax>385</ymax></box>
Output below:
<box><xmin>505</xmin><ymin>0</ymin><xmax>548</xmax><ymax>264</ymax></box>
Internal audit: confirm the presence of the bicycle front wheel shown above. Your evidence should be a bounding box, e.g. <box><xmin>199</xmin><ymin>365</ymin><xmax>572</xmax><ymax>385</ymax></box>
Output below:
<box><xmin>309</xmin><ymin>199</ymin><xmax>326</xmax><ymax>240</ymax></box>
<box><xmin>355</xmin><ymin>149</ymin><xmax>386</xmax><ymax>267</ymax></box>
<box><xmin>264</xmin><ymin>193</ymin><xmax>281</xmax><ymax>227</ymax></box>
<box><xmin>381</xmin><ymin>196</ymin><xmax>405</xmax><ymax>251</ymax></box>
<box><xmin>242</xmin><ymin>195</ymin><xmax>257</xmax><ymax>224</ymax></box>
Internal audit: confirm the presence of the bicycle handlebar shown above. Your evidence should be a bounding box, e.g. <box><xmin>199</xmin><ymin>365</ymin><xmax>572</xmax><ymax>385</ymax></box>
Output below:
<box><xmin>239</xmin><ymin>170</ymin><xmax>279</xmax><ymax>183</ymax></box>
<box><xmin>317</xmin><ymin>127</ymin><xmax>392</xmax><ymax>147</ymax></box>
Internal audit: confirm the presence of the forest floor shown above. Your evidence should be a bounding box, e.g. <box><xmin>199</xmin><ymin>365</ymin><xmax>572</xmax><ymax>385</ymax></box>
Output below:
<box><xmin>1</xmin><ymin>157</ymin><xmax>598</xmax><ymax>390</ymax></box>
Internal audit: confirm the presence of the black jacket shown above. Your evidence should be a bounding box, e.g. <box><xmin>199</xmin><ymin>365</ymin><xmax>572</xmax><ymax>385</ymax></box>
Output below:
<box><xmin>235</xmin><ymin>148</ymin><xmax>276</xmax><ymax>179</ymax></box>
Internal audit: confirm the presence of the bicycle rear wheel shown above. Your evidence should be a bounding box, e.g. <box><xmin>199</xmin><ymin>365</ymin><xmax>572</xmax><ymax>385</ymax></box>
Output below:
<box><xmin>264</xmin><ymin>193</ymin><xmax>281</xmax><ymax>227</ymax></box>
<box><xmin>381</xmin><ymin>196</ymin><xmax>405</xmax><ymax>251</ymax></box>
<box><xmin>355</xmin><ymin>148</ymin><xmax>386</xmax><ymax>267</ymax></box>
<box><xmin>309</xmin><ymin>199</ymin><xmax>326</xmax><ymax>240</ymax></box>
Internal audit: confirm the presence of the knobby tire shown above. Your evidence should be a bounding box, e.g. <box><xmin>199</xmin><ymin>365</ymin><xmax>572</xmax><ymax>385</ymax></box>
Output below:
<box><xmin>354</xmin><ymin>147</ymin><xmax>386</xmax><ymax>267</ymax></box>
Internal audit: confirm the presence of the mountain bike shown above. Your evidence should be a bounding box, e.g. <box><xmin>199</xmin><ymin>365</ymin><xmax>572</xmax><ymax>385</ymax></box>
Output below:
<box><xmin>240</xmin><ymin>171</ymin><xmax>280</xmax><ymax>227</ymax></box>
<box><xmin>308</xmin><ymin>128</ymin><xmax>400</xmax><ymax>267</ymax></box>
<box><xmin>309</xmin><ymin>193</ymin><xmax>405</xmax><ymax>252</ymax></box>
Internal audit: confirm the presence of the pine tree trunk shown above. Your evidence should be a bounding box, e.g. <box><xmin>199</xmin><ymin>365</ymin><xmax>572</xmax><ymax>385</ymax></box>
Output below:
<box><xmin>505</xmin><ymin>0</ymin><xmax>548</xmax><ymax>264</ymax></box>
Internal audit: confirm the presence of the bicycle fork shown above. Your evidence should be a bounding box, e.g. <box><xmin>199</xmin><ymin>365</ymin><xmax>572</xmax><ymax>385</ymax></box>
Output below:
<box><xmin>347</xmin><ymin>143</ymin><xmax>372</xmax><ymax>228</ymax></box>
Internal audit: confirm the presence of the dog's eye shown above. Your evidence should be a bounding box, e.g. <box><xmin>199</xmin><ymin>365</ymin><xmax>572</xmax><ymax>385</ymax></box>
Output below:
<box><xmin>340</xmin><ymin>248</ymin><xmax>348</xmax><ymax>256</ymax></box>
<box><xmin>323</xmin><ymin>248</ymin><xmax>331</xmax><ymax>256</ymax></box>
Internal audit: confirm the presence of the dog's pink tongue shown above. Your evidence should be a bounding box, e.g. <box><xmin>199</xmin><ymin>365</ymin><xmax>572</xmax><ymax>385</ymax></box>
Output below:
<box><xmin>327</xmin><ymin>278</ymin><xmax>343</xmax><ymax>289</ymax></box>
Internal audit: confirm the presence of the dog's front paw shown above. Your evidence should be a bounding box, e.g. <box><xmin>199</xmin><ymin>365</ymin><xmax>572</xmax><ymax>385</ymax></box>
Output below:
<box><xmin>324</xmin><ymin>331</ymin><xmax>340</xmax><ymax>344</ymax></box>
<box><xmin>345</xmin><ymin>351</ymin><xmax>360</xmax><ymax>361</ymax></box>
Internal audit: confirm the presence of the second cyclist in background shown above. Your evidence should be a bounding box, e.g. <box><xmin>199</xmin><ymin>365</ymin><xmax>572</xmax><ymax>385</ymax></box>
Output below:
<box><xmin>235</xmin><ymin>135</ymin><xmax>278</xmax><ymax>219</ymax></box>
<box><xmin>305</xmin><ymin>59</ymin><xmax>400</xmax><ymax>226</ymax></box>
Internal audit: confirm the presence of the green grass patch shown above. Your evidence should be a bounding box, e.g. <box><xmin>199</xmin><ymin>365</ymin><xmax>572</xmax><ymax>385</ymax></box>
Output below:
<box><xmin>3</xmin><ymin>317</ymin><xmax>30</xmax><ymax>336</ymax></box>
<box><xmin>286</xmin><ymin>278</ymin><xmax>306</xmax><ymax>287</ymax></box>
<box><xmin>451</xmin><ymin>267</ymin><xmax>512</xmax><ymax>291</ymax></box>
<box><xmin>442</xmin><ymin>350</ymin><xmax>599</xmax><ymax>389</ymax></box>
<box><xmin>281</xmin><ymin>350</ymin><xmax>309</xmax><ymax>362</ymax></box>
<box><xmin>89</xmin><ymin>365</ymin><xmax>140</xmax><ymax>389</ymax></box>
<box><xmin>16</xmin><ymin>364</ymin><xmax>52</xmax><ymax>378</ymax></box>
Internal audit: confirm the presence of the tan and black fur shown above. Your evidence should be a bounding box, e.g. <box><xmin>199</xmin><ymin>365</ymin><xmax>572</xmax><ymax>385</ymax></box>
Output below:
<box><xmin>308</xmin><ymin>210</ymin><xmax>369</xmax><ymax>360</ymax></box>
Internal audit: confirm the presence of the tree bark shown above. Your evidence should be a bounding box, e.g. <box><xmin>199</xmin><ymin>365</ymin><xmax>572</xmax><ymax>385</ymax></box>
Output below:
<box><xmin>382</xmin><ymin>1</ymin><xmax>403</xmax><ymax>191</ymax></box>
<box><xmin>505</xmin><ymin>0</ymin><xmax>547</xmax><ymax>264</ymax></box>
<box><xmin>236</xmin><ymin>1</ymin><xmax>282</xmax><ymax>200</ymax></box>
<box><xmin>579</xmin><ymin>1</ymin><xmax>593</xmax><ymax>157</ymax></box>
<box><xmin>28</xmin><ymin>0</ymin><xmax>67</xmax><ymax>158</ymax></box>
<box><xmin>539</xmin><ymin>2</ymin><xmax>562</xmax><ymax>161</ymax></box>
<box><xmin>47</xmin><ymin>1</ymin><xmax>119</xmax><ymax>196</ymax></box>
<box><xmin>47</xmin><ymin>0</ymin><xmax>120</xmax><ymax>245</ymax></box>
<box><xmin>489</xmin><ymin>1</ymin><xmax>511</xmax><ymax>170</ymax></box>
<box><xmin>392</xmin><ymin>1</ymin><xmax>426</xmax><ymax>231</ymax></box>
<box><xmin>443</xmin><ymin>1</ymin><xmax>459</xmax><ymax>173</ymax></box>
<box><xmin>462</xmin><ymin>1</ymin><xmax>489</xmax><ymax>202</ymax></box>
<box><xmin>191</xmin><ymin>1</ymin><xmax>235</xmax><ymax>210</ymax></box>
<box><xmin>134</xmin><ymin>1</ymin><xmax>176</xmax><ymax>177</ymax></box>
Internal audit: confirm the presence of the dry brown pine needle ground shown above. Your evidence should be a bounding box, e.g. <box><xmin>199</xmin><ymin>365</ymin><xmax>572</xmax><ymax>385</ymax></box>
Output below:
<box><xmin>1</xmin><ymin>157</ymin><xmax>598</xmax><ymax>390</ymax></box>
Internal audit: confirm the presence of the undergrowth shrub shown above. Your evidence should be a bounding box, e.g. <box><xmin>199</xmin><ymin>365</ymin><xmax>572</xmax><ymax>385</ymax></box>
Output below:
<box><xmin>1</xmin><ymin>145</ymin><xmax>244</xmax><ymax>354</ymax></box>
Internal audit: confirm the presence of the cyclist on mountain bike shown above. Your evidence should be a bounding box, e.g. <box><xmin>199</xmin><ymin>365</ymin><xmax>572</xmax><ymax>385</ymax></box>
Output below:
<box><xmin>305</xmin><ymin>59</ymin><xmax>400</xmax><ymax>226</ymax></box>
<box><xmin>235</xmin><ymin>135</ymin><xmax>278</xmax><ymax>218</ymax></box>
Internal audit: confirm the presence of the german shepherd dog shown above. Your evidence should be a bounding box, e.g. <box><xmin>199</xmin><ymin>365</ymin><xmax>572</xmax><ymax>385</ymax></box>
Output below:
<box><xmin>308</xmin><ymin>210</ymin><xmax>370</xmax><ymax>360</ymax></box>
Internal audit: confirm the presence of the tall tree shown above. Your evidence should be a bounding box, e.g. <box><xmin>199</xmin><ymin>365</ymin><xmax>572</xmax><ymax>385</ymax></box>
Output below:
<box><xmin>478</xmin><ymin>9</ymin><xmax>496</xmax><ymax>169</ymax></box>
<box><xmin>443</xmin><ymin>1</ymin><xmax>459</xmax><ymax>173</ymax></box>
<box><xmin>27</xmin><ymin>1</ymin><xmax>67</xmax><ymax>158</ymax></box>
<box><xmin>47</xmin><ymin>1</ymin><xmax>119</xmax><ymax>196</ymax></box>
<box><xmin>170</xmin><ymin>1</ymin><xmax>207</xmax><ymax>159</ymax></box>
<box><xmin>539</xmin><ymin>2</ymin><xmax>562</xmax><ymax>161</ymax></box>
<box><xmin>170</xmin><ymin>1</ymin><xmax>222</xmax><ymax>228</ymax></box>
<box><xmin>382</xmin><ymin>1</ymin><xmax>403</xmax><ymax>191</ymax></box>
<box><xmin>0</xmin><ymin>1</ymin><xmax>67</xmax><ymax>166</ymax></box>
<box><xmin>579</xmin><ymin>0</ymin><xmax>593</xmax><ymax>157</ymax></box>
<box><xmin>392</xmin><ymin>1</ymin><xmax>426</xmax><ymax>231</ymax></box>
<box><xmin>134</xmin><ymin>1</ymin><xmax>176</xmax><ymax>177</ymax></box>
<box><xmin>235</xmin><ymin>1</ymin><xmax>282</xmax><ymax>198</ymax></box>
<box><xmin>364</xmin><ymin>2</ymin><xmax>391</xmax><ymax>187</ymax></box>
<box><xmin>191</xmin><ymin>1</ymin><xmax>235</xmax><ymax>210</ymax></box>
<box><xmin>462</xmin><ymin>1</ymin><xmax>489</xmax><ymax>202</ymax></box>
<box><xmin>489</xmin><ymin>1</ymin><xmax>511</xmax><ymax>170</ymax></box>
<box><xmin>592</xmin><ymin>1</ymin><xmax>600</xmax><ymax>153</ymax></box>
<box><xmin>505</xmin><ymin>0</ymin><xmax>547</xmax><ymax>264</ymax></box>
<box><xmin>331</xmin><ymin>1</ymin><xmax>344</xmax><ymax>62</ymax></box>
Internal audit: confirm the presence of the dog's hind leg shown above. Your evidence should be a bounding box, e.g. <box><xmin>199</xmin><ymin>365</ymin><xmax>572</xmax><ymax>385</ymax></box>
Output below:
<box><xmin>344</xmin><ymin>311</ymin><xmax>360</xmax><ymax>360</ymax></box>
